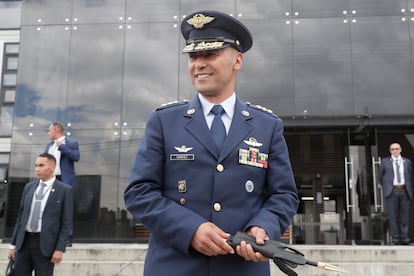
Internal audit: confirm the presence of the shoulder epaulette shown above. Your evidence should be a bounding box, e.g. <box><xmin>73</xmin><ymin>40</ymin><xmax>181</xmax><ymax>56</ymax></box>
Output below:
<box><xmin>157</xmin><ymin>99</ymin><xmax>189</xmax><ymax>110</ymax></box>
<box><xmin>246</xmin><ymin>102</ymin><xmax>276</xmax><ymax>117</ymax></box>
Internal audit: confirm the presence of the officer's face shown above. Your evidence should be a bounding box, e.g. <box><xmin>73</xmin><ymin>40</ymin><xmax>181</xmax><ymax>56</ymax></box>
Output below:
<box><xmin>390</xmin><ymin>143</ymin><xmax>402</xmax><ymax>157</ymax></box>
<box><xmin>35</xmin><ymin>157</ymin><xmax>56</xmax><ymax>181</ymax></box>
<box><xmin>188</xmin><ymin>47</ymin><xmax>242</xmax><ymax>102</ymax></box>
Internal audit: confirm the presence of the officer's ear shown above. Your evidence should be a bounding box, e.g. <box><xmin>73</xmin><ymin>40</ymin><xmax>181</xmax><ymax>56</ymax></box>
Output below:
<box><xmin>233</xmin><ymin>52</ymin><xmax>243</xmax><ymax>70</ymax></box>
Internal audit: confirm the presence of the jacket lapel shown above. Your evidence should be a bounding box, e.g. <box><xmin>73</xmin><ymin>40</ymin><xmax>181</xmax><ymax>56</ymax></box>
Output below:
<box><xmin>184</xmin><ymin>97</ymin><xmax>218</xmax><ymax>158</ymax></box>
<box><xmin>220</xmin><ymin>99</ymin><xmax>252</xmax><ymax>161</ymax></box>
<box><xmin>43</xmin><ymin>180</ymin><xmax>58</xmax><ymax>212</ymax></box>
<box><xmin>26</xmin><ymin>181</ymin><xmax>38</xmax><ymax>207</ymax></box>
<box><xmin>183</xmin><ymin>96</ymin><xmax>253</xmax><ymax>160</ymax></box>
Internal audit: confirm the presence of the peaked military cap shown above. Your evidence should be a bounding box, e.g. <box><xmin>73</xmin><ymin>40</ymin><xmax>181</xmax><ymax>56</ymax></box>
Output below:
<box><xmin>181</xmin><ymin>10</ymin><xmax>253</xmax><ymax>53</ymax></box>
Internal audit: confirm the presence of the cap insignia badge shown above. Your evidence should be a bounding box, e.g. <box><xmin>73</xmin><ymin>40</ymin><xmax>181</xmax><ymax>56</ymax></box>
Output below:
<box><xmin>187</xmin><ymin>13</ymin><xmax>215</xmax><ymax>29</ymax></box>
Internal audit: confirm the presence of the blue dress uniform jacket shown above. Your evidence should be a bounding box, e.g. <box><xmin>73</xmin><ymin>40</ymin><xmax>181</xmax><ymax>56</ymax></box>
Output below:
<box><xmin>124</xmin><ymin>96</ymin><xmax>299</xmax><ymax>276</ymax></box>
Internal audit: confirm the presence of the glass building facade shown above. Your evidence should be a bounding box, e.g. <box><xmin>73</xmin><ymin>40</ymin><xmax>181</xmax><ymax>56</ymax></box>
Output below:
<box><xmin>2</xmin><ymin>0</ymin><xmax>414</xmax><ymax>244</ymax></box>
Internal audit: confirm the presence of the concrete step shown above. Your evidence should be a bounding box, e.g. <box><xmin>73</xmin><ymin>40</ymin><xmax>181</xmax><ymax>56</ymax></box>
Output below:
<box><xmin>0</xmin><ymin>243</ymin><xmax>413</xmax><ymax>275</ymax></box>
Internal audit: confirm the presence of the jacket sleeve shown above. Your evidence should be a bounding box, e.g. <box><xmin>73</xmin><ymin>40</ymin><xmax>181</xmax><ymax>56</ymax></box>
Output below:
<box><xmin>378</xmin><ymin>160</ymin><xmax>385</xmax><ymax>184</ymax></box>
<box><xmin>59</xmin><ymin>140</ymin><xmax>80</xmax><ymax>162</ymax></box>
<box><xmin>10</xmin><ymin>183</ymin><xmax>32</xmax><ymax>247</ymax></box>
<box><xmin>124</xmin><ymin>111</ymin><xmax>207</xmax><ymax>254</ymax></box>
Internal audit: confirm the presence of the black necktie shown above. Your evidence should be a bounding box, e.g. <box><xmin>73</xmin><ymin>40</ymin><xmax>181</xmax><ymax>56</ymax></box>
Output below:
<box><xmin>395</xmin><ymin>159</ymin><xmax>402</xmax><ymax>183</ymax></box>
<box><xmin>210</xmin><ymin>105</ymin><xmax>226</xmax><ymax>153</ymax></box>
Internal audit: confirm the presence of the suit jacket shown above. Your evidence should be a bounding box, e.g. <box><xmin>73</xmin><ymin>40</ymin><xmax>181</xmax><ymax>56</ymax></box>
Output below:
<box><xmin>45</xmin><ymin>138</ymin><xmax>80</xmax><ymax>186</ymax></box>
<box><xmin>378</xmin><ymin>156</ymin><xmax>413</xmax><ymax>199</ymax></box>
<box><xmin>11</xmin><ymin>179</ymin><xmax>73</xmax><ymax>257</ymax></box>
<box><xmin>124</xmin><ymin>96</ymin><xmax>299</xmax><ymax>276</ymax></box>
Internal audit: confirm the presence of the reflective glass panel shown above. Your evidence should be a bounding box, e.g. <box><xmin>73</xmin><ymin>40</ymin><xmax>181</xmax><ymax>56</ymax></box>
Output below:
<box><xmin>119</xmin><ymin>128</ymin><xmax>144</xmax><ymax>225</ymax></box>
<box><xmin>6</xmin><ymin>57</ymin><xmax>18</xmax><ymax>70</ymax></box>
<box><xmin>4</xmin><ymin>90</ymin><xmax>16</xmax><ymax>104</ymax></box>
<box><xmin>9</xmin><ymin>129</ymin><xmax>46</xmax><ymax>178</ymax></box>
<box><xmin>0</xmin><ymin>153</ymin><xmax>10</xmax><ymax>164</ymax></box>
<box><xmin>237</xmin><ymin>19</ymin><xmax>294</xmax><ymax>116</ymax></box>
<box><xmin>0</xmin><ymin>165</ymin><xmax>7</xmax><ymax>180</ymax></box>
<box><xmin>127</xmin><ymin>0</ymin><xmax>179</xmax><ymax>23</ymax></box>
<box><xmin>123</xmin><ymin>22</ymin><xmax>179</xmax><ymax>129</ymax></box>
<box><xmin>2</xmin><ymin>74</ymin><xmax>16</xmax><ymax>86</ymax></box>
<box><xmin>21</xmin><ymin>0</ymin><xmax>72</xmax><ymax>25</ymax></box>
<box><xmin>236</xmin><ymin>0</ymin><xmax>291</xmax><ymax>20</ymax></box>
<box><xmin>410</xmin><ymin>8</ymin><xmax>414</xmax><ymax>95</ymax></box>
<box><xmin>181</xmin><ymin>0</ymin><xmax>234</xmax><ymax>17</ymax></box>
<box><xmin>293</xmin><ymin>0</ymin><xmax>349</xmax><ymax>18</ymax></box>
<box><xmin>5</xmin><ymin>44</ymin><xmax>19</xmax><ymax>54</ymax></box>
<box><xmin>14</xmin><ymin>26</ymin><xmax>70</xmax><ymax>129</ymax></box>
<box><xmin>351</xmin><ymin>16</ymin><xmax>413</xmax><ymax>115</ymax></box>
<box><xmin>0</xmin><ymin>1</ymin><xmax>22</xmax><ymax>28</ymax></box>
<box><xmin>66</xmin><ymin>24</ymin><xmax>124</xmax><ymax>129</ymax></box>
<box><xmin>349</xmin><ymin>0</ymin><xmax>407</xmax><ymax>17</ymax></box>
<box><xmin>293</xmin><ymin>18</ymin><xmax>352</xmax><ymax>116</ymax></box>
<box><xmin>72</xmin><ymin>0</ymin><xmax>126</xmax><ymax>24</ymax></box>
<box><xmin>70</xmin><ymin>129</ymin><xmax>121</xmax><ymax>240</ymax></box>
<box><xmin>0</xmin><ymin>107</ymin><xmax>13</xmax><ymax>136</ymax></box>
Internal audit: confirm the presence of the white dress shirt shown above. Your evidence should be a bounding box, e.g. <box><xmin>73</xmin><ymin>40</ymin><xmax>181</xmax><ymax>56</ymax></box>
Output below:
<box><xmin>198</xmin><ymin>92</ymin><xmax>235</xmax><ymax>135</ymax></box>
<box><xmin>48</xmin><ymin>136</ymin><xmax>65</xmax><ymax>176</ymax></box>
<box><xmin>392</xmin><ymin>156</ymin><xmax>405</xmax><ymax>185</ymax></box>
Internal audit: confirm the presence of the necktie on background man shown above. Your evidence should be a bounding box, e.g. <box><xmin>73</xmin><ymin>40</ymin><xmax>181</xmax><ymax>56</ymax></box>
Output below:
<box><xmin>210</xmin><ymin>105</ymin><xmax>226</xmax><ymax>153</ymax></box>
<box><xmin>396</xmin><ymin>159</ymin><xmax>402</xmax><ymax>183</ymax></box>
<box><xmin>29</xmin><ymin>182</ymin><xmax>47</xmax><ymax>232</ymax></box>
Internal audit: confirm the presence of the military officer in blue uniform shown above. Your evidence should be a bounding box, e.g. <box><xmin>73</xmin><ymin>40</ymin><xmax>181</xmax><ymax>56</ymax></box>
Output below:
<box><xmin>124</xmin><ymin>10</ymin><xmax>299</xmax><ymax>276</ymax></box>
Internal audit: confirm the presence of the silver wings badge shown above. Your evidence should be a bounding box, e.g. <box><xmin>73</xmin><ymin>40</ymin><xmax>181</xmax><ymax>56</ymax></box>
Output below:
<box><xmin>171</xmin><ymin>146</ymin><xmax>195</xmax><ymax>161</ymax></box>
<box><xmin>243</xmin><ymin>137</ymin><xmax>263</xmax><ymax>147</ymax></box>
<box><xmin>174</xmin><ymin>146</ymin><xmax>194</xmax><ymax>153</ymax></box>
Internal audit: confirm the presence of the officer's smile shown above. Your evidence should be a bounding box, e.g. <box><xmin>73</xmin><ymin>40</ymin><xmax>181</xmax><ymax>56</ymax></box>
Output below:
<box><xmin>195</xmin><ymin>73</ymin><xmax>212</xmax><ymax>79</ymax></box>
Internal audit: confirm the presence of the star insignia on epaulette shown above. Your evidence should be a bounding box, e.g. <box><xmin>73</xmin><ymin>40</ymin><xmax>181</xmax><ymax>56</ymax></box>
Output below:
<box><xmin>160</xmin><ymin>100</ymin><xmax>179</xmax><ymax>107</ymax></box>
<box><xmin>187</xmin><ymin>13</ymin><xmax>215</xmax><ymax>29</ymax></box>
<box><xmin>246</xmin><ymin>102</ymin><xmax>274</xmax><ymax>115</ymax></box>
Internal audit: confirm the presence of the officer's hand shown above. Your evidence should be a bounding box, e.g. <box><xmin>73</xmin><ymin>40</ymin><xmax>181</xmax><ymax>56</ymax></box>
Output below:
<box><xmin>191</xmin><ymin>222</ymin><xmax>235</xmax><ymax>256</ymax></box>
<box><xmin>8</xmin><ymin>249</ymin><xmax>16</xmax><ymax>260</ymax></box>
<box><xmin>236</xmin><ymin>226</ymin><xmax>269</xmax><ymax>262</ymax></box>
<box><xmin>51</xmin><ymin>250</ymin><xmax>63</xmax><ymax>264</ymax></box>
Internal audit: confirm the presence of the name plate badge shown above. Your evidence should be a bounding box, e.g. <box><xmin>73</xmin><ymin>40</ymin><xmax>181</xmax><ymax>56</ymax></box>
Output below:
<box><xmin>170</xmin><ymin>154</ymin><xmax>195</xmax><ymax>161</ymax></box>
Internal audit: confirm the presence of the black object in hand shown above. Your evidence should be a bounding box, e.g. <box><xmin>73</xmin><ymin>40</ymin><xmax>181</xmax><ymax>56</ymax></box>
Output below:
<box><xmin>227</xmin><ymin>231</ymin><xmax>348</xmax><ymax>276</ymax></box>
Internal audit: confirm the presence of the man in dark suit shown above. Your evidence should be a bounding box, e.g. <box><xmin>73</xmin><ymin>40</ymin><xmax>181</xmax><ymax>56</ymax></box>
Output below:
<box><xmin>124</xmin><ymin>10</ymin><xmax>299</xmax><ymax>276</ymax></box>
<box><xmin>8</xmin><ymin>153</ymin><xmax>73</xmax><ymax>275</ymax></box>
<box><xmin>45</xmin><ymin>122</ymin><xmax>80</xmax><ymax>187</ymax></box>
<box><xmin>378</xmin><ymin>142</ymin><xmax>413</xmax><ymax>245</ymax></box>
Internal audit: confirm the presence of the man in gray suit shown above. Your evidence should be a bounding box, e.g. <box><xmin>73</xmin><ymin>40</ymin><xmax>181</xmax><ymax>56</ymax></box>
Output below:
<box><xmin>378</xmin><ymin>142</ymin><xmax>413</xmax><ymax>245</ymax></box>
<box><xmin>8</xmin><ymin>153</ymin><xmax>73</xmax><ymax>275</ymax></box>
